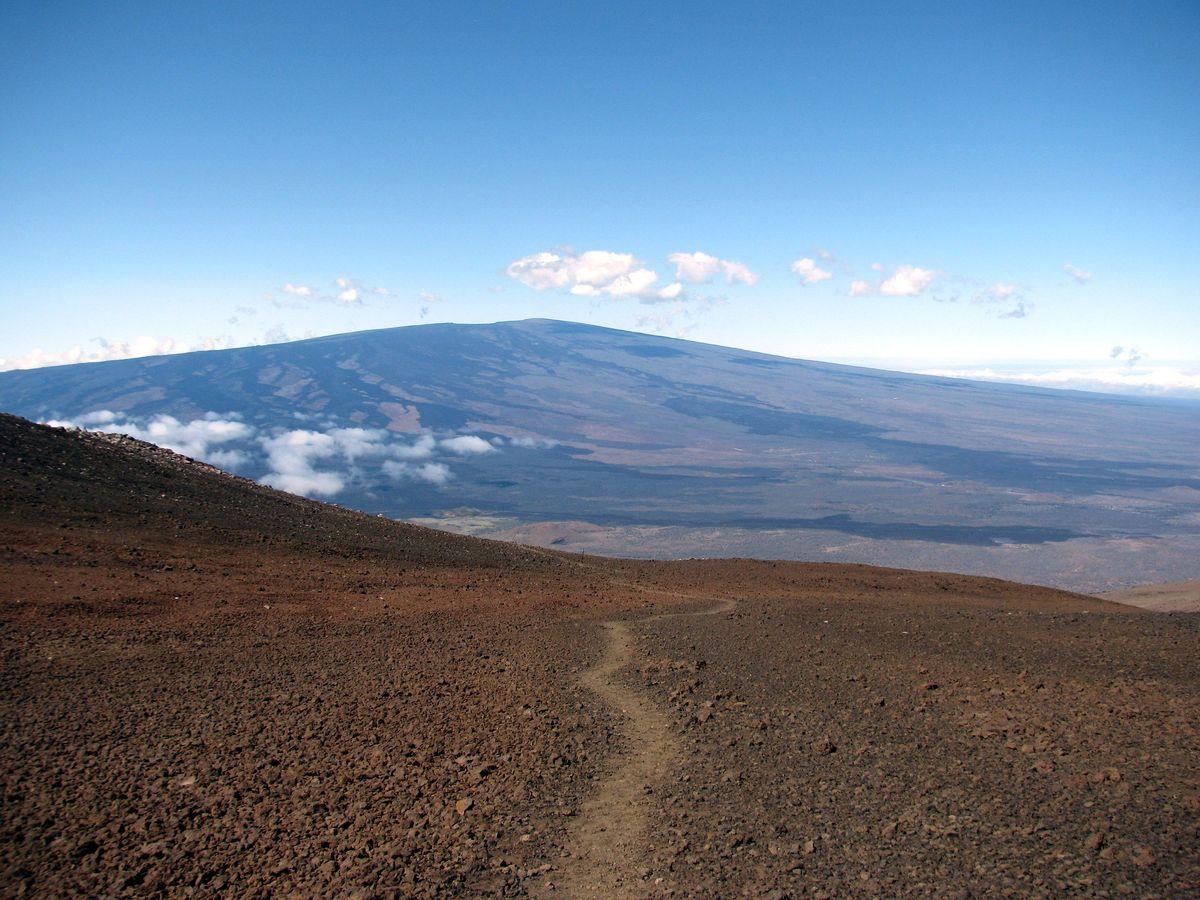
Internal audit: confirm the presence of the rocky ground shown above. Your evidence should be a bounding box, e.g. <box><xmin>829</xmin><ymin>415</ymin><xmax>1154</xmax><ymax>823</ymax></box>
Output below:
<box><xmin>634</xmin><ymin>588</ymin><xmax>1199</xmax><ymax>896</ymax></box>
<box><xmin>2</xmin><ymin>414</ymin><xmax>1197</xmax><ymax>896</ymax></box>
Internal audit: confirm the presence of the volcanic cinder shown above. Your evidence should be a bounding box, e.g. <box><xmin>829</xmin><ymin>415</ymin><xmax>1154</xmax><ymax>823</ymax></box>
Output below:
<box><xmin>1</xmin><ymin>413</ymin><xmax>1197</xmax><ymax>896</ymax></box>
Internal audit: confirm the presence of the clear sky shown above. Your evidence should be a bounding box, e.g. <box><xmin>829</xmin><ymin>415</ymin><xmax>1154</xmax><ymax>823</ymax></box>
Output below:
<box><xmin>2</xmin><ymin>1</ymin><xmax>1197</xmax><ymax>394</ymax></box>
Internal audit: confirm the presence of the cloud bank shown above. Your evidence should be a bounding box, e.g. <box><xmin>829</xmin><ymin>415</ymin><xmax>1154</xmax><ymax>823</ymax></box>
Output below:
<box><xmin>40</xmin><ymin>412</ymin><xmax>534</xmax><ymax>498</ymax></box>
<box><xmin>43</xmin><ymin>411</ymin><xmax>254</xmax><ymax>468</ymax></box>
<box><xmin>0</xmin><ymin>335</ymin><xmax>243</xmax><ymax>372</ymax></box>
<box><xmin>917</xmin><ymin>362</ymin><xmax>1200</xmax><ymax>398</ymax></box>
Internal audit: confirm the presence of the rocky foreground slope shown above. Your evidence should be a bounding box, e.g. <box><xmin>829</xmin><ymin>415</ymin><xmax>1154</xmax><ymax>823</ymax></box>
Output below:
<box><xmin>1</xmin><ymin>414</ymin><xmax>1197</xmax><ymax>896</ymax></box>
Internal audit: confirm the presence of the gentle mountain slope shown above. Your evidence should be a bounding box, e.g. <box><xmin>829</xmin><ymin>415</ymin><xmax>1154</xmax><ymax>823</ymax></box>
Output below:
<box><xmin>1</xmin><ymin>319</ymin><xmax>1197</xmax><ymax>591</ymax></box>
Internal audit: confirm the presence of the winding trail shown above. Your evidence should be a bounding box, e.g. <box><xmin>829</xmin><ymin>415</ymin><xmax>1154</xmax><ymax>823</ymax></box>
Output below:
<box><xmin>546</xmin><ymin>598</ymin><xmax>737</xmax><ymax>897</ymax></box>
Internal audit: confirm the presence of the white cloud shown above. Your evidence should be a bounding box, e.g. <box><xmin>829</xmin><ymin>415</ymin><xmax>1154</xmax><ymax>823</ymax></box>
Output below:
<box><xmin>257</xmin><ymin>426</ymin><xmax>456</xmax><ymax>496</ymax></box>
<box><xmin>506</xmin><ymin>249</ymin><xmax>683</xmax><ymax>301</ymax></box>
<box><xmin>879</xmin><ymin>264</ymin><xmax>938</xmax><ymax>296</ymax></box>
<box><xmin>508</xmin><ymin>435</ymin><xmax>559</xmax><ymax>449</ymax></box>
<box><xmin>136</xmin><ymin>414</ymin><xmax>253</xmax><ymax>459</ymax></box>
<box><xmin>0</xmin><ymin>335</ymin><xmax>240</xmax><ymax>372</ymax></box>
<box><xmin>262</xmin><ymin>469</ymin><xmax>346</xmax><ymax>497</ymax></box>
<box><xmin>414</xmin><ymin>462</ymin><xmax>452</xmax><ymax>483</ymax></box>
<box><xmin>39</xmin><ymin>410</ymin><xmax>546</xmax><ymax>498</ymax></box>
<box><xmin>44</xmin><ymin>411</ymin><xmax>255</xmax><ymax>468</ymax></box>
<box><xmin>848</xmin><ymin>280</ymin><xmax>872</xmax><ymax>297</ymax></box>
<box><xmin>322</xmin><ymin>427</ymin><xmax>395</xmax><ymax>460</ymax></box>
<box><xmin>259</xmin><ymin>429</ymin><xmax>340</xmax><ymax>495</ymax></box>
<box><xmin>668</xmin><ymin>252</ymin><xmax>759</xmax><ymax>286</ymax></box>
<box><xmin>276</xmin><ymin>276</ymin><xmax>390</xmax><ymax>308</ymax></box>
<box><xmin>507</xmin><ymin>250</ymin><xmax>634</xmax><ymax>291</ymax></box>
<box><xmin>206</xmin><ymin>448</ymin><xmax>251</xmax><ymax>469</ymax></box>
<box><xmin>1063</xmin><ymin>263</ymin><xmax>1093</xmax><ymax>284</ymax></box>
<box><xmin>990</xmin><ymin>283</ymin><xmax>1016</xmax><ymax>299</ymax></box>
<box><xmin>382</xmin><ymin>460</ymin><xmax>452</xmax><ymax>485</ymax></box>
<box><xmin>917</xmin><ymin>363</ymin><xmax>1200</xmax><ymax>398</ymax></box>
<box><xmin>114</xmin><ymin>414</ymin><xmax>252</xmax><ymax>462</ymax></box>
<box><xmin>334</xmin><ymin>277</ymin><xmax>362</xmax><ymax>305</ymax></box>
<box><xmin>78</xmin><ymin>409</ymin><xmax>118</xmax><ymax>425</ymax></box>
<box><xmin>255</xmin><ymin>426</ymin><xmax>510</xmax><ymax>497</ymax></box>
<box><xmin>579</xmin><ymin>267</ymin><xmax>662</xmax><ymax>299</ymax></box>
<box><xmin>790</xmin><ymin>258</ymin><xmax>832</xmax><ymax>285</ymax></box>
<box><xmin>440</xmin><ymin>434</ymin><xmax>496</xmax><ymax>455</ymax></box>
<box><xmin>392</xmin><ymin>433</ymin><xmax>437</xmax><ymax>459</ymax></box>
<box><xmin>0</xmin><ymin>321</ymin><xmax>324</xmax><ymax>372</ymax></box>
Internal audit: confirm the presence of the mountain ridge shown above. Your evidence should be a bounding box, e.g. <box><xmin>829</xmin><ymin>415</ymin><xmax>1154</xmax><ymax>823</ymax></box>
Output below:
<box><xmin>5</xmin><ymin>317</ymin><xmax>1189</xmax><ymax>404</ymax></box>
<box><xmin>1</xmin><ymin>319</ymin><xmax>1196</xmax><ymax>592</ymax></box>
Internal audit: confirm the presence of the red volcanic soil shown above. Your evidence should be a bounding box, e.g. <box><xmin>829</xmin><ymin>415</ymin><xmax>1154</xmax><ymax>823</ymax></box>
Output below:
<box><xmin>1</xmin><ymin>413</ymin><xmax>1197</xmax><ymax>896</ymax></box>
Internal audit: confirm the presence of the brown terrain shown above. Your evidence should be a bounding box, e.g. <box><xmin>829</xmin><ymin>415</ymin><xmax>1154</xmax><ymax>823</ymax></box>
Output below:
<box><xmin>1099</xmin><ymin>581</ymin><xmax>1200</xmax><ymax>613</ymax></box>
<box><xmin>1</xmin><ymin>412</ymin><xmax>1197</xmax><ymax>897</ymax></box>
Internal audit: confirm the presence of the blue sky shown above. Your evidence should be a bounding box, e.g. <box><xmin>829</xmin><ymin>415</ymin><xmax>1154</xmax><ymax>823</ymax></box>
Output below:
<box><xmin>2</xmin><ymin>1</ymin><xmax>1197</xmax><ymax>394</ymax></box>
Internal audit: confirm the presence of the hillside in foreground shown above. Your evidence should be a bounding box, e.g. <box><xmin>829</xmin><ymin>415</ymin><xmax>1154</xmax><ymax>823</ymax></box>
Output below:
<box><xmin>1</xmin><ymin>414</ymin><xmax>1197</xmax><ymax>896</ymax></box>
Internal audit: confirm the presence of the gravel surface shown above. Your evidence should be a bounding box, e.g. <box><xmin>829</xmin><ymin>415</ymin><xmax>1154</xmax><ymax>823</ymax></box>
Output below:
<box><xmin>635</xmin><ymin>590</ymin><xmax>1199</xmax><ymax>896</ymax></box>
<box><xmin>2</xmin><ymin>414</ymin><xmax>1197</xmax><ymax>896</ymax></box>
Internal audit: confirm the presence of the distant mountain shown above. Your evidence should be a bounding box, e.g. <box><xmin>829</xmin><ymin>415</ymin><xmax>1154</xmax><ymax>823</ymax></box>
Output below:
<box><xmin>2</xmin><ymin>319</ymin><xmax>1197</xmax><ymax>591</ymax></box>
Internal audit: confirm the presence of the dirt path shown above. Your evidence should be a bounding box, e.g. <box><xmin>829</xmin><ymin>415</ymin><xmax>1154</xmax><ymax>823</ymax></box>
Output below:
<box><xmin>544</xmin><ymin>598</ymin><xmax>736</xmax><ymax>897</ymax></box>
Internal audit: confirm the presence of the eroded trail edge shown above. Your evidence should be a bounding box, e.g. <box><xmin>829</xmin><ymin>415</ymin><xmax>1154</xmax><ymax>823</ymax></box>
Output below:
<box><xmin>546</xmin><ymin>599</ymin><xmax>736</xmax><ymax>897</ymax></box>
